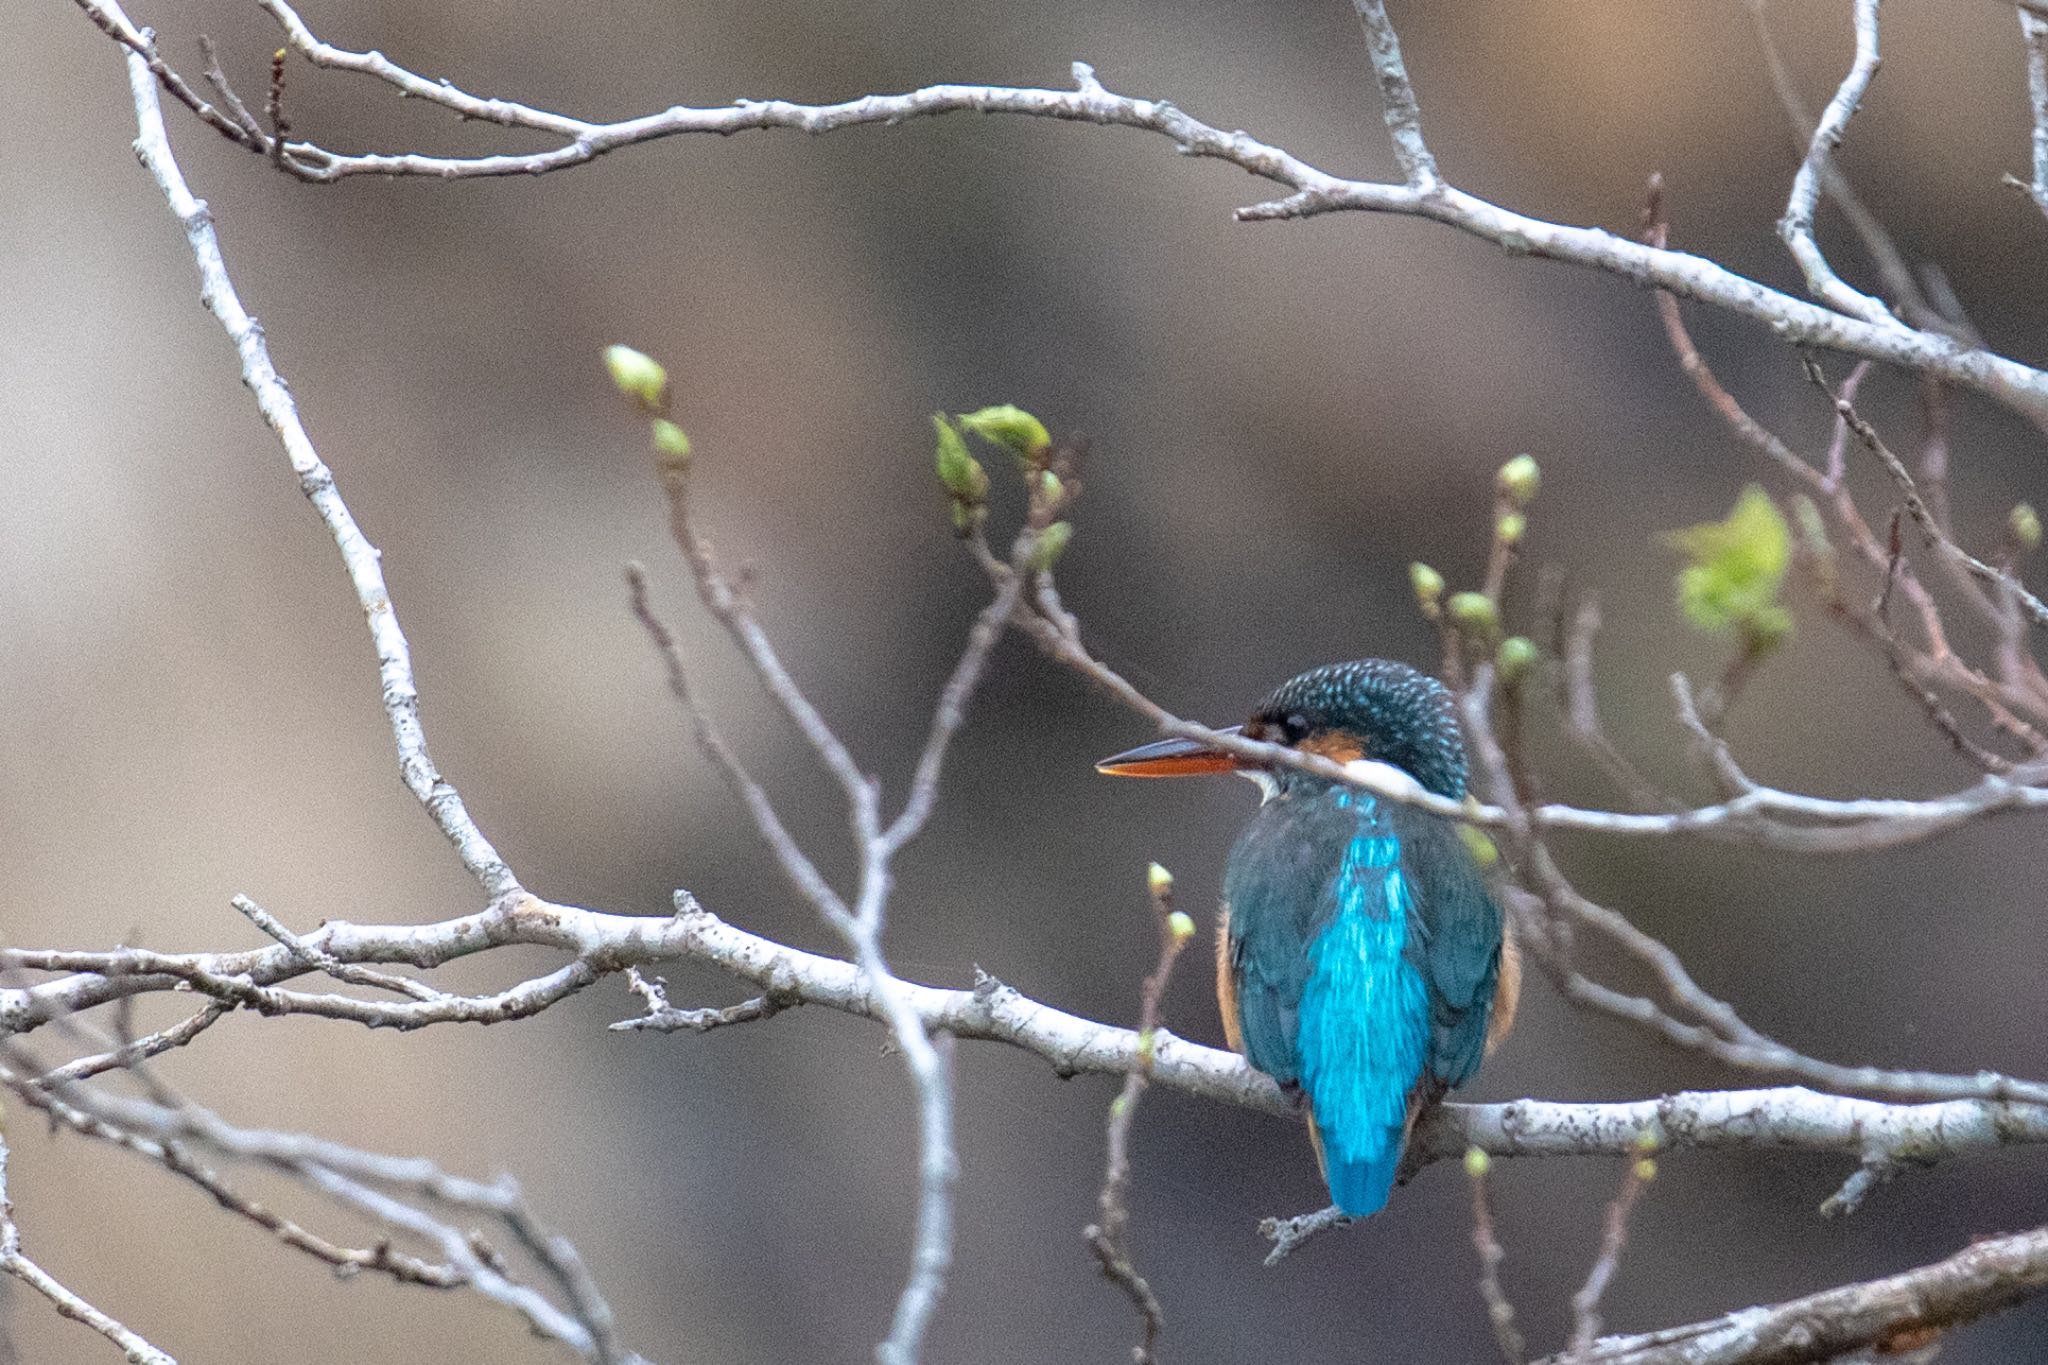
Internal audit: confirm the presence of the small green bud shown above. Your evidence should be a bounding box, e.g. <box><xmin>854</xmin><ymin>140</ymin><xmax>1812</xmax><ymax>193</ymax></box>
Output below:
<box><xmin>2011</xmin><ymin>503</ymin><xmax>2042</xmax><ymax>553</ymax></box>
<box><xmin>603</xmin><ymin>345</ymin><xmax>669</xmax><ymax>411</ymax></box>
<box><xmin>957</xmin><ymin>404</ymin><xmax>1051</xmax><ymax>459</ymax></box>
<box><xmin>1446</xmin><ymin>591</ymin><xmax>1500</xmax><ymax>641</ymax></box>
<box><xmin>934</xmin><ymin>416</ymin><xmax>989</xmax><ymax>508</ymax></box>
<box><xmin>1409</xmin><ymin>562</ymin><xmax>1445</xmax><ymax>614</ymax></box>
<box><xmin>1633</xmin><ymin>1158</ymin><xmax>1658</xmax><ymax>1183</ymax></box>
<box><xmin>1463</xmin><ymin>1146</ymin><xmax>1492</xmax><ymax>1178</ymax></box>
<box><xmin>1631</xmin><ymin>1128</ymin><xmax>1662</xmax><ymax>1155</ymax></box>
<box><xmin>1456</xmin><ymin>823</ymin><xmax>1499</xmax><ymax>868</ymax></box>
<box><xmin>1496</xmin><ymin>635</ymin><xmax>1538</xmax><ymax>685</ymax></box>
<box><xmin>1167</xmin><ymin>910</ymin><xmax>1196</xmax><ymax>948</ymax></box>
<box><xmin>1496</xmin><ymin>511</ymin><xmax>1526</xmax><ymax>547</ymax></box>
<box><xmin>1039</xmin><ymin>469</ymin><xmax>1065</xmax><ymax>504</ymax></box>
<box><xmin>650</xmin><ymin>418</ymin><xmax>691</xmax><ymax>467</ymax></box>
<box><xmin>1146</xmin><ymin>862</ymin><xmax>1174</xmax><ymax>899</ymax></box>
<box><xmin>1497</xmin><ymin>454</ymin><xmax>1541</xmax><ymax>506</ymax></box>
<box><xmin>1030</xmin><ymin>520</ymin><xmax>1074</xmax><ymax>572</ymax></box>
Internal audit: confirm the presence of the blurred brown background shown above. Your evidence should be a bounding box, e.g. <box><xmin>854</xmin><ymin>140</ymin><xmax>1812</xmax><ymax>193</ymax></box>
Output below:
<box><xmin>3</xmin><ymin>0</ymin><xmax>2046</xmax><ymax>1360</ymax></box>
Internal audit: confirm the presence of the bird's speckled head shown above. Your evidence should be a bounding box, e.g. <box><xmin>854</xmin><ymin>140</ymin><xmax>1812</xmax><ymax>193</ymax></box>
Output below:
<box><xmin>1242</xmin><ymin>659</ymin><xmax>1468</xmax><ymax>799</ymax></box>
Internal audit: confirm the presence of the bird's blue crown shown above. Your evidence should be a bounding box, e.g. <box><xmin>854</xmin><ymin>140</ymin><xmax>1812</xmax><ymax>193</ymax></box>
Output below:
<box><xmin>1246</xmin><ymin>659</ymin><xmax>1468</xmax><ymax>799</ymax></box>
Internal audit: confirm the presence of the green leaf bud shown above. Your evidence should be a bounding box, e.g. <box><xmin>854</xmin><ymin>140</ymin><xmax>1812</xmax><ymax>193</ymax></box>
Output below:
<box><xmin>1030</xmin><ymin>520</ymin><xmax>1074</xmax><ymax>572</ymax></box>
<box><xmin>957</xmin><ymin>404</ymin><xmax>1051</xmax><ymax>459</ymax></box>
<box><xmin>650</xmin><ymin>418</ymin><xmax>691</xmax><ymax>469</ymax></box>
<box><xmin>1410</xmin><ymin>561</ymin><xmax>1445</xmax><ymax>614</ymax></box>
<box><xmin>933</xmin><ymin>416</ymin><xmax>989</xmax><ymax>504</ymax></box>
<box><xmin>1146</xmin><ymin>862</ymin><xmax>1174</xmax><ymax>899</ymax></box>
<box><xmin>1446</xmin><ymin>591</ymin><xmax>1500</xmax><ymax>641</ymax></box>
<box><xmin>1039</xmin><ymin>469</ymin><xmax>1065</xmax><ymax>504</ymax></box>
<box><xmin>1463</xmin><ymin>1146</ymin><xmax>1492</xmax><ymax>1178</ymax></box>
<box><xmin>1496</xmin><ymin>635</ymin><xmax>1538</xmax><ymax>685</ymax></box>
<box><xmin>2011</xmin><ymin>503</ymin><xmax>2042</xmax><ymax>553</ymax></box>
<box><xmin>1456</xmin><ymin>823</ymin><xmax>1500</xmax><ymax>868</ymax></box>
<box><xmin>1633</xmin><ymin>1158</ymin><xmax>1658</xmax><ymax>1183</ymax></box>
<box><xmin>1497</xmin><ymin>454</ymin><xmax>1541</xmax><ymax>506</ymax></box>
<box><xmin>1496</xmin><ymin>511</ymin><xmax>1526</xmax><ymax>547</ymax></box>
<box><xmin>1167</xmin><ymin>910</ymin><xmax>1196</xmax><ymax>948</ymax></box>
<box><xmin>602</xmin><ymin>344</ymin><xmax>668</xmax><ymax>411</ymax></box>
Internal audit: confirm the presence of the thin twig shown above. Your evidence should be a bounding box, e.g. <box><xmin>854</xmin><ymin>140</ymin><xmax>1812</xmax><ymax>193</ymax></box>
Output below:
<box><xmin>1567</xmin><ymin>1154</ymin><xmax>1656</xmax><ymax>1353</ymax></box>
<box><xmin>1466</xmin><ymin>1152</ymin><xmax>1525</xmax><ymax>1365</ymax></box>
<box><xmin>1084</xmin><ymin>867</ymin><xmax>1191</xmax><ymax>1363</ymax></box>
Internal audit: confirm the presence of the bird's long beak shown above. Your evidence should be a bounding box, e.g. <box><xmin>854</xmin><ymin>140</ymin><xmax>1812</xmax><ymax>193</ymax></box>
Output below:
<box><xmin>1095</xmin><ymin>725</ymin><xmax>1247</xmax><ymax>777</ymax></box>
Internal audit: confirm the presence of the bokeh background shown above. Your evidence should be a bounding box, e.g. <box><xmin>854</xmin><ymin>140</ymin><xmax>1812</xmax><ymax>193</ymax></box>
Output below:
<box><xmin>3</xmin><ymin>0</ymin><xmax>2046</xmax><ymax>1360</ymax></box>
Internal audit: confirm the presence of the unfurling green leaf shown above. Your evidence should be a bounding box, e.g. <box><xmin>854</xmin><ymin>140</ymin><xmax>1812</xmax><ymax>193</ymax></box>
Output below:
<box><xmin>1030</xmin><ymin>520</ymin><xmax>1074</xmax><ymax>572</ymax></box>
<box><xmin>1497</xmin><ymin>454</ymin><xmax>1541</xmax><ymax>506</ymax></box>
<box><xmin>1665</xmin><ymin>485</ymin><xmax>1792</xmax><ymax>649</ymax></box>
<box><xmin>933</xmin><ymin>415</ymin><xmax>988</xmax><ymax>504</ymax></box>
<box><xmin>602</xmin><ymin>344</ymin><xmax>669</xmax><ymax>411</ymax></box>
<box><xmin>958</xmin><ymin>404</ymin><xmax>1052</xmax><ymax>461</ymax></box>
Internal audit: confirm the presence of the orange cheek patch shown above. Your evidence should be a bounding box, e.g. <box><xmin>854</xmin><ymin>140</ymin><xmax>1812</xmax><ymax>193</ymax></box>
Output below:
<box><xmin>1297</xmin><ymin>732</ymin><xmax>1366</xmax><ymax>765</ymax></box>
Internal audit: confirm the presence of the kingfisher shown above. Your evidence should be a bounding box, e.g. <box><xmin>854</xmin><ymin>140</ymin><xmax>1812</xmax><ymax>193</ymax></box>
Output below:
<box><xmin>1097</xmin><ymin>659</ymin><xmax>1517</xmax><ymax>1216</ymax></box>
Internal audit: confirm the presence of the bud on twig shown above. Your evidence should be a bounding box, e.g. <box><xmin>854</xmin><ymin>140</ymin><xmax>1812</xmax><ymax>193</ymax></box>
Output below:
<box><xmin>1166</xmin><ymin>911</ymin><xmax>1196</xmax><ymax>948</ymax></box>
<box><xmin>2011</xmin><ymin>502</ymin><xmax>2042</xmax><ymax>554</ymax></box>
<box><xmin>1447</xmin><ymin>590</ymin><xmax>1500</xmax><ymax>646</ymax></box>
<box><xmin>650</xmin><ymin>418</ymin><xmax>691</xmax><ymax>472</ymax></box>
<box><xmin>1146</xmin><ymin>862</ymin><xmax>1174</xmax><ymax>900</ymax></box>
<box><xmin>1495</xmin><ymin>511</ymin><xmax>1526</xmax><ymax>548</ymax></box>
<box><xmin>933</xmin><ymin>415</ymin><xmax>989</xmax><ymax>503</ymax></box>
<box><xmin>957</xmin><ymin>404</ymin><xmax>1052</xmax><ymax>464</ymax></box>
<box><xmin>1497</xmin><ymin>454</ymin><xmax>1541</xmax><ymax>507</ymax></box>
<box><xmin>1410</xmin><ymin>561</ymin><xmax>1445</xmax><ymax>618</ymax></box>
<box><xmin>1031</xmin><ymin>520</ymin><xmax>1074</xmax><ymax>572</ymax></box>
<box><xmin>1464</xmin><ymin>1146</ymin><xmax>1492</xmax><ymax>1178</ymax></box>
<box><xmin>603</xmin><ymin>344</ymin><xmax>669</xmax><ymax>412</ymax></box>
<box><xmin>1496</xmin><ymin>635</ymin><xmax>1538</xmax><ymax>685</ymax></box>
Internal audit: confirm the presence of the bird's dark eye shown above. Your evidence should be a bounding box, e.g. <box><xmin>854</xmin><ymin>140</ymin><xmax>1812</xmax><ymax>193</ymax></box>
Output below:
<box><xmin>1281</xmin><ymin>713</ymin><xmax>1312</xmax><ymax>743</ymax></box>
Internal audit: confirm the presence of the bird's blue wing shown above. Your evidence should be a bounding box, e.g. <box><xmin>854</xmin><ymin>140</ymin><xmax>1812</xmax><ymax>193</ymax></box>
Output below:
<box><xmin>1390</xmin><ymin>803</ymin><xmax>1503</xmax><ymax>1090</ymax></box>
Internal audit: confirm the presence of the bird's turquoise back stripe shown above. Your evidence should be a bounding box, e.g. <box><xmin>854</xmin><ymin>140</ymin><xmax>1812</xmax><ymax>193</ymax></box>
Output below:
<box><xmin>1297</xmin><ymin>798</ymin><xmax>1431</xmax><ymax>1216</ymax></box>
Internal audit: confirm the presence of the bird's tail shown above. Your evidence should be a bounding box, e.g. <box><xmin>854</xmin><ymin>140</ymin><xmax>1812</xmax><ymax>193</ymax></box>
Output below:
<box><xmin>1307</xmin><ymin>1111</ymin><xmax>1404</xmax><ymax>1216</ymax></box>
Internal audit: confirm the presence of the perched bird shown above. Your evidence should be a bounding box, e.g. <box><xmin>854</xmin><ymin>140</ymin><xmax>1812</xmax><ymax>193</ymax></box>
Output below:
<box><xmin>1097</xmin><ymin>659</ymin><xmax>1517</xmax><ymax>1216</ymax></box>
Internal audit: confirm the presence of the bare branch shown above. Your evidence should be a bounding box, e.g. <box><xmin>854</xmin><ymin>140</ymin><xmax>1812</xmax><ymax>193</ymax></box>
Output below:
<box><xmin>2020</xmin><ymin>6</ymin><xmax>2048</xmax><ymax>223</ymax></box>
<box><xmin>1551</xmin><ymin>1223</ymin><xmax>2048</xmax><ymax>1365</ymax></box>
<box><xmin>1776</xmin><ymin>0</ymin><xmax>1894</xmax><ymax>326</ymax></box>
<box><xmin>113</xmin><ymin>9</ymin><xmax>518</xmax><ymax>900</ymax></box>
<box><xmin>0</xmin><ymin>1129</ymin><xmax>177</xmax><ymax>1364</ymax></box>
<box><xmin>1349</xmin><ymin>0</ymin><xmax>1440</xmax><ymax>188</ymax></box>
<box><xmin>86</xmin><ymin>1</ymin><xmax>2046</xmax><ymax>424</ymax></box>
